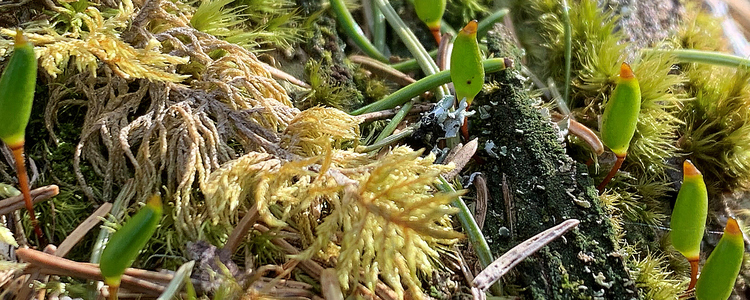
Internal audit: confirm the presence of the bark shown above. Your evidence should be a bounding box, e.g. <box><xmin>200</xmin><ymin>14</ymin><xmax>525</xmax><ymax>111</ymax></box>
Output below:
<box><xmin>470</xmin><ymin>69</ymin><xmax>639</xmax><ymax>300</ymax></box>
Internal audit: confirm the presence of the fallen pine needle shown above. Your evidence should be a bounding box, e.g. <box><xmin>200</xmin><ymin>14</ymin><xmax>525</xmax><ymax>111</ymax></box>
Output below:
<box><xmin>472</xmin><ymin>219</ymin><xmax>580</xmax><ymax>291</ymax></box>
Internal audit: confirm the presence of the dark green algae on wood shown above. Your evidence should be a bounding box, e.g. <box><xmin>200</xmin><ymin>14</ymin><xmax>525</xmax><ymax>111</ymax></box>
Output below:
<box><xmin>470</xmin><ymin>69</ymin><xmax>638</xmax><ymax>299</ymax></box>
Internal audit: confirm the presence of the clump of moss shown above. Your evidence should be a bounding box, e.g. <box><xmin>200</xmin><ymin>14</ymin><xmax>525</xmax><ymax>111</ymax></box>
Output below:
<box><xmin>189</xmin><ymin>0</ymin><xmax>306</xmax><ymax>51</ymax></box>
<box><xmin>297</xmin><ymin>60</ymin><xmax>363</xmax><ymax>110</ymax></box>
<box><xmin>628</xmin><ymin>250</ymin><xmax>687</xmax><ymax>300</ymax></box>
<box><xmin>444</xmin><ymin>0</ymin><xmax>492</xmax><ymax>26</ymax></box>
<box><xmin>510</xmin><ymin>0</ymin><xmax>683</xmax><ymax>181</ymax></box>
<box><xmin>672</xmin><ymin>9</ymin><xmax>750</xmax><ymax>196</ymax></box>
<box><xmin>678</xmin><ymin>66</ymin><xmax>750</xmax><ymax>195</ymax></box>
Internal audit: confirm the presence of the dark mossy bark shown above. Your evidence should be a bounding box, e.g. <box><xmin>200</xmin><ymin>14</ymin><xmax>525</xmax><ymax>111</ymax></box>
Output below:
<box><xmin>470</xmin><ymin>69</ymin><xmax>639</xmax><ymax>300</ymax></box>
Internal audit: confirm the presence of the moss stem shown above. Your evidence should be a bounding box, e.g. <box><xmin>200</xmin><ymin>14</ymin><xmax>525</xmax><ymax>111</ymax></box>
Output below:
<box><xmin>597</xmin><ymin>154</ymin><xmax>625</xmax><ymax>194</ymax></box>
<box><xmin>688</xmin><ymin>258</ymin><xmax>699</xmax><ymax>290</ymax></box>
<box><xmin>11</xmin><ymin>145</ymin><xmax>44</xmax><ymax>242</ymax></box>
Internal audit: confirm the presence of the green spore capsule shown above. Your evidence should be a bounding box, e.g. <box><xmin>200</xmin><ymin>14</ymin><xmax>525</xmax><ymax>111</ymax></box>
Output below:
<box><xmin>450</xmin><ymin>20</ymin><xmax>484</xmax><ymax>106</ymax></box>
<box><xmin>596</xmin><ymin>62</ymin><xmax>640</xmax><ymax>193</ymax></box>
<box><xmin>450</xmin><ymin>20</ymin><xmax>484</xmax><ymax>140</ymax></box>
<box><xmin>100</xmin><ymin>195</ymin><xmax>163</xmax><ymax>300</ymax></box>
<box><xmin>0</xmin><ymin>30</ymin><xmax>36</xmax><ymax>148</ymax></box>
<box><xmin>0</xmin><ymin>30</ymin><xmax>44</xmax><ymax>241</ymax></box>
<box><xmin>414</xmin><ymin>0</ymin><xmax>446</xmax><ymax>43</ymax></box>
<box><xmin>670</xmin><ymin>159</ymin><xmax>708</xmax><ymax>290</ymax></box>
<box><xmin>695</xmin><ymin>218</ymin><xmax>745</xmax><ymax>300</ymax></box>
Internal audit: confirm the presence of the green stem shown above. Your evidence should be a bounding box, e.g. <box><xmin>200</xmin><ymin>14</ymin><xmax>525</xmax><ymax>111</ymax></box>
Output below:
<box><xmin>156</xmin><ymin>261</ymin><xmax>195</xmax><ymax>300</ymax></box>
<box><xmin>372</xmin><ymin>0</ymin><xmax>448</xmax><ymax>98</ymax></box>
<box><xmin>373</xmin><ymin>99</ymin><xmax>415</xmax><ymax>144</ymax></box>
<box><xmin>561</xmin><ymin>0</ymin><xmax>572</xmax><ymax>107</ymax></box>
<box><xmin>645</xmin><ymin>48</ymin><xmax>750</xmax><ymax>68</ymax></box>
<box><xmin>441</xmin><ymin>20</ymin><xmax>457</xmax><ymax>37</ymax></box>
<box><xmin>437</xmin><ymin>176</ymin><xmax>500</xmax><ymax>294</ymax></box>
<box><xmin>477</xmin><ymin>8</ymin><xmax>509</xmax><ymax>39</ymax></box>
<box><xmin>330</xmin><ymin>0</ymin><xmax>389</xmax><ymax>62</ymax></box>
<box><xmin>371</xmin><ymin>1</ymin><xmax>386</xmax><ymax>54</ymax></box>
<box><xmin>390</xmin><ymin>9</ymin><xmax>500</xmax><ymax>73</ymax></box>
<box><xmin>351</xmin><ymin>58</ymin><xmax>507</xmax><ymax>115</ymax></box>
<box><xmin>360</xmin><ymin>125</ymin><xmax>416</xmax><ymax>152</ymax></box>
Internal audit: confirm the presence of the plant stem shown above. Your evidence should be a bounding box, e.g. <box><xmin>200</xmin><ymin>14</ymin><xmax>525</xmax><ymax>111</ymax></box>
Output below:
<box><xmin>437</xmin><ymin>176</ymin><xmax>500</xmax><ymax>294</ymax></box>
<box><xmin>330</xmin><ymin>0</ymin><xmax>389</xmax><ymax>62</ymax></box>
<box><xmin>156</xmin><ymin>261</ymin><xmax>195</xmax><ymax>300</ymax></box>
<box><xmin>360</xmin><ymin>125</ymin><xmax>416</xmax><ymax>152</ymax></box>
<box><xmin>597</xmin><ymin>154</ymin><xmax>625</xmax><ymax>194</ymax></box>
<box><xmin>477</xmin><ymin>8</ymin><xmax>509</xmax><ymax>39</ymax></box>
<box><xmin>372</xmin><ymin>0</ymin><xmax>448</xmax><ymax>98</ymax></box>
<box><xmin>646</xmin><ymin>48</ymin><xmax>750</xmax><ymax>68</ymax></box>
<box><xmin>351</xmin><ymin>58</ymin><xmax>508</xmax><ymax>115</ymax></box>
<box><xmin>371</xmin><ymin>1</ymin><xmax>386</xmax><ymax>54</ymax></box>
<box><xmin>10</xmin><ymin>145</ymin><xmax>44</xmax><ymax>242</ymax></box>
<box><xmin>373</xmin><ymin>99</ymin><xmax>415</xmax><ymax>144</ymax></box>
<box><xmin>561</xmin><ymin>0</ymin><xmax>572</xmax><ymax>106</ymax></box>
<box><xmin>390</xmin><ymin>8</ymin><xmax>504</xmax><ymax>73</ymax></box>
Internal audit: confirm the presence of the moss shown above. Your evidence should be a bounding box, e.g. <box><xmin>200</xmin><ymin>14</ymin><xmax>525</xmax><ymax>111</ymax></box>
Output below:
<box><xmin>296</xmin><ymin>8</ymin><xmax>364</xmax><ymax>111</ymax></box>
<box><xmin>470</xmin><ymin>69</ymin><xmax>638</xmax><ymax>299</ymax></box>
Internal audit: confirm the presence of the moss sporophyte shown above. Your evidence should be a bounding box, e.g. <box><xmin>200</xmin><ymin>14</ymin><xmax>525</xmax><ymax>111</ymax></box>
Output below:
<box><xmin>669</xmin><ymin>160</ymin><xmax>708</xmax><ymax>290</ymax></box>
<box><xmin>450</xmin><ymin>20</ymin><xmax>484</xmax><ymax>140</ymax></box>
<box><xmin>597</xmin><ymin>62</ymin><xmax>640</xmax><ymax>193</ymax></box>
<box><xmin>0</xmin><ymin>30</ymin><xmax>44</xmax><ymax>241</ymax></box>
<box><xmin>414</xmin><ymin>0</ymin><xmax>447</xmax><ymax>44</ymax></box>
<box><xmin>100</xmin><ymin>195</ymin><xmax>162</xmax><ymax>300</ymax></box>
<box><xmin>694</xmin><ymin>218</ymin><xmax>745</xmax><ymax>300</ymax></box>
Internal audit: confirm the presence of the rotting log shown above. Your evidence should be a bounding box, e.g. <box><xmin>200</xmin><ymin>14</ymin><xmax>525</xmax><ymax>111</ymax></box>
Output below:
<box><xmin>470</xmin><ymin>68</ymin><xmax>639</xmax><ymax>300</ymax></box>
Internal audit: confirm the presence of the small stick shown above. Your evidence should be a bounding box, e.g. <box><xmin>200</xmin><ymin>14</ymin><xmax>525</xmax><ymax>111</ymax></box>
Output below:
<box><xmin>349</xmin><ymin>55</ymin><xmax>416</xmax><ymax>87</ymax></box>
<box><xmin>443</xmin><ymin>138</ymin><xmax>478</xmax><ymax>180</ymax></box>
<box><xmin>550</xmin><ymin>113</ymin><xmax>604</xmax><ymax>156</ymax></box>
<box><xmin>357</xmin><ymin>103</ymin><xmax>434</xmax><ymax>123</ymax></box>
<box><xmin>15</xmin><ymin>248</ymin><xmax>165</xmax><ymax>295</ymax></box>
<box><xmin>56</xmin><ymin>203</ymin><xmax>112</xmax><ymax>258</ymax></box>
<box><xmin>222</xmin><ymin>204</ymin><xmax>259</xmax><ymax>255</ymax></box>
<box><xmin>261</xmin><ymin>62</ymin><xmax>311</xmax><ymax>89</ymax></box>
<box><xmin>320</xmin><ymin>268</ymin><xmax>344</xmax><ymax>300</ymax></box>
<box><xmin>0</xmin><ymin>185</ymin><xmax>59</xmax><ymax>215</ymax></box>
<box><xmin>472</xmin><ymin>219</ymin><xmax>580</xmax><ymax>291</ymax></box>
<box><xmin>502</xmin><ymin>174</ymin><xmax>514</xmax><ymax>237</ymax></box>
